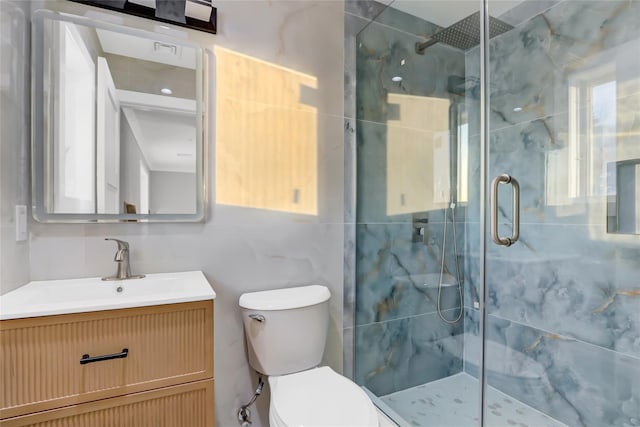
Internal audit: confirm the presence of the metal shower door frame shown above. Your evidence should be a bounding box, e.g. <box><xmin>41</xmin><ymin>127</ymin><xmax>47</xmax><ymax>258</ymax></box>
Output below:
<box><xmin>478</xmin><ymin>0</ymin><xmax>490</xmax><ymax>425</ymax></box>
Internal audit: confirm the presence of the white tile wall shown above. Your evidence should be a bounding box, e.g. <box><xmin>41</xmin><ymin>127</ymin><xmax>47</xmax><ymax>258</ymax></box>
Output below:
<box><xmin>0</xmin><ymin>0</ymin><xmax>30</xmax><ymax>295</ymax></box>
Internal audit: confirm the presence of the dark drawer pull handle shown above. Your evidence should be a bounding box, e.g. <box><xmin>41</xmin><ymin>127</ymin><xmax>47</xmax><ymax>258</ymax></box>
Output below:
<box><xmin>80</xmin><ymin>348</ymin><xmax>129</xmax><ymax>365</ymax></box>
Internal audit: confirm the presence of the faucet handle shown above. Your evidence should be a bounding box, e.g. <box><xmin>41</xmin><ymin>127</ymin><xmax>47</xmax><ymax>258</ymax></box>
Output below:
<box><xmin>102</xmin><ymin>238</ymin><xmax>145</xmax><ymax>281</ymax></box>
<box><xmin>105</xmin><ymin>238</ymin><xmax>129</xmax><ymax>250</ymax></box>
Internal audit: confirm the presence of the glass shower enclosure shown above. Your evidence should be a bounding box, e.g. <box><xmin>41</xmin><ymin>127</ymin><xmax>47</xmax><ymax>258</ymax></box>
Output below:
<box><xmin>351</xmin><ymin>1</ymin><xmax>640</xmax><ymax>426</ymax></box>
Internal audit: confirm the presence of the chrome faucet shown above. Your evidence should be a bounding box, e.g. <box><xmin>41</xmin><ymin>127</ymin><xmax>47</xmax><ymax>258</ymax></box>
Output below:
<box><xmin>102</xmin><ymin>238</ymin><xmax>145</xmax><ymax>281</ymax></box>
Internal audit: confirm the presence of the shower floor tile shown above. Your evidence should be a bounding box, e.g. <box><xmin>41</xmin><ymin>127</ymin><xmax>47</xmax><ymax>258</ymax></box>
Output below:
<box><xmin>380</xmin><ymin>373</ymin><xmax>567</xmax><ymax>427</ymax></box>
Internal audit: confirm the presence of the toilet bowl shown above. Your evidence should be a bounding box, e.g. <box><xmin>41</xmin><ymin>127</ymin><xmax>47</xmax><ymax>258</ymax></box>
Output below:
<box><xmin>269</xmin><ymin>367</ymin><xmax>378</xmax><ymax>427</ymax></box>
<box><xmin>239</xmin><ymin>285</ymin><xmax>378</xmax><ymax>427</ymax></box>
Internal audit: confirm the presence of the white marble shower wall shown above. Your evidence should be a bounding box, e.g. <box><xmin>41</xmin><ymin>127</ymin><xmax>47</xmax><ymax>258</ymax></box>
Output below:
<box><xmin>0</xmin><ymin>1</ymin><xmax>346</xmax><ymax>426</ymax></box>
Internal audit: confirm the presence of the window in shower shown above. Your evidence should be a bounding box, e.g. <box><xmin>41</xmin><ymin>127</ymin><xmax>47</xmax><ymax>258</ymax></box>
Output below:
<box><xmin>547</xmin><ymin>57</ymin><xmax>617</xmax><ymax>209</ymax></box>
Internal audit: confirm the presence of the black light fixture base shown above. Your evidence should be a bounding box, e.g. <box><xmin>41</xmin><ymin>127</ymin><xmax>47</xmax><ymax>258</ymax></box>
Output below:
<box><xmin>68</xmin><ymin>0</ymin><xmax>217</xmax><ymax>35</ymax></box>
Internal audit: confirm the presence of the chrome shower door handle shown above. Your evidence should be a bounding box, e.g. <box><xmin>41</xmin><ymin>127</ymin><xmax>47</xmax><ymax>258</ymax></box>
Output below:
<box><xmin>491</xmin><ymin>174</ymin><xmax>520</xmax><ymax>247</ymax></box>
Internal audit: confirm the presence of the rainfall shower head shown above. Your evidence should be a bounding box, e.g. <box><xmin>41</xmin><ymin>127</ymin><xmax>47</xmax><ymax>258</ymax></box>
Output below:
<box><xmin>415</xmin><ymin>11</ymin><xmax>513</xmax><ymax>54</ymax></box>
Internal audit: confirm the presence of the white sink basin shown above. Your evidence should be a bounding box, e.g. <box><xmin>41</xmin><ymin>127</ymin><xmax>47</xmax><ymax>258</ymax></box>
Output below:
<box><xmin>0</xmin><ymin>271</ymin><xmax>215</xmax><ymax>320</ymax></box>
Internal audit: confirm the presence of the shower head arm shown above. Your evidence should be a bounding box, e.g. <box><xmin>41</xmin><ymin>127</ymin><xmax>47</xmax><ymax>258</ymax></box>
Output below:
<box><xmin>415</xmin><ymin>38</ymin><xmax>438</xmax><ymax>54</ymax></box>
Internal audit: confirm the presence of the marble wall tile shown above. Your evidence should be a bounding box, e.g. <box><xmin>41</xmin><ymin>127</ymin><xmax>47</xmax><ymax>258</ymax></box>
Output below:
<box><xmin>460</xmin><ymin>3</ymin><xmax>640</xmax><ymax>425</ymax></box>
<box><xmin>464</xmin><ymin>223</ymin><xmax>640</xmax><ymax>360</ymax></box>
<box><xmin>464</xmin><ymin>309</ymin><xmax>640</xmax><ymax>426</ymax></box>
<box><xmin>344</xmin><ymin>137</ymin><xmax>356</xmax><ymax>377</ymax></box>
<box><xmin>462</xmin><ymin>307</ymin><xmax>480</xmax><ymax>375</ymax></box>
<box><xmin>344</xmin><ymin>117</ymin><xmax>357</xmax><ymax>227</ymax></box>
<box><xmin>356</xmin><ymin>222</ymin><xmax>464</xmax><ymax>325</ymax></box>
<box><xmin>355</xmin><ymin>311</ymin><xmax>464</xmax><ymax>397</ymax></box>
<box><xmin>463</xmin><ymin>133</ymin><xmax>482</xmax><ymax>224</ymax></box>
<box><xmin>468</xmin><ymin>0</ymin><xmax>640</xmax><ymax>133</ymax></box>
<box><xmin>465</xmin><ymin>0</ymin><xmax>640</xmax><ymax>363</ymax></box>
<box><xmin>353</xmin><ymin>3</ymin><xmax>470</xmax><ymax>399</ymax></box>
<box><xmin>355</xmin><ymin>120</ymin><xmax>387</xmax><ymax>223</ymax></box>
<box><xmin>496</xmin><ymin>0</ymin><xmax>560</xmax><ymax>27</ymax></box>
<box><xmin>343</xmin><ymin>326</ymin><xmax>355</xmax><ymax>380</ymax></box>
<box><xmin>483</xmin><ymin>315</ymin><xmax>640</xmax><ymax>427</ymax></box>
<box><xmin>345</xmin><ymin>14</ymin><xmax>368</xmax><ymax>121</ymax></box>
<box><xmin>212</xmin><ymin>0</ymin><xmax>345</xmax><ymax>119</ymax></box>
<box><xmin>356</xmin><ymin>119</ymin><xmax>466</xmax><ymax>225</ymax></box>
<box><xmin>357</xmin><ymin>21</ymin><xmax>465</xmax><ymax>124</ymax></box>
<box><xmin>488</xmin><ymin>114</ymin><xmax>575</xmax><ymax>225</ymax></box>
<box><xmin>0</xmin><ymin>0</ymin><xmax>30</xmax><ymax>295</ymax></box>
<box><xmin>344</xmin><ymin>217</ymin><xmax>356</xmax><ymax>329</ymax></box>
<box><xmin>345</xmin><ymin>0</ymin><xmax>393</xmax><ymax>23</ymax></box>
<box><xmin>343</xmin><ymin>3</ymin><xmax>364</xmax><ymax>373</ymax></box>
<box><xmin>365</xmin><ymin>4</ymin><xmax>442</xmax><ymax>40</ymax></box>
<box><xmin>462</xmin><ymin>222</ymin><xmax>481</xmax><ymax>309</ymax></box>
<box><xmin>617</xmin><ymin>90</ymin><xmax>640</xmax><ymax>153</ymax></box>
<box><xmin>485</xmin><ymin>222</ymin><xmax>640</xmax><ymax>358</ymax></box>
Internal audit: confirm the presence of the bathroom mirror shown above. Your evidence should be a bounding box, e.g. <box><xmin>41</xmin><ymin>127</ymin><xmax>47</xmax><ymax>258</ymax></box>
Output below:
<box><xmin>32</xmin><ymin>10</ymin><xmax>205</xmax><ymax>222</ymax></box>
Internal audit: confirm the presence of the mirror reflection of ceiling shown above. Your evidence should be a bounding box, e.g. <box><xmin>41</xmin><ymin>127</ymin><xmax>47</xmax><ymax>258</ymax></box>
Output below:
<box><xmin>389</xmin><ymin>0</ymin><xmax>527</xmax><ymax>27</ymax></box>
<box><xmin>95</xmin><ymin>29</ymin><xmax>196</xmax><ymax>69</ymax></box>
<box><xmin>94</xmin><ymin>28</ymin><xmax>196</xmax><ymax>99</ymax></box>
<box><xmin>91</xmin><ymin>26</ymin><xmax>198</xmax><ymax>173</ymax></box>
<box><xmin>122</xmin><ymin>107</ymin><xmax>196</xmax><ymax>173</ymax></box>
<box><xmin>104</xmin><ymin>54</ymin><xmax>196</xmax><ymax>99</ymax></box>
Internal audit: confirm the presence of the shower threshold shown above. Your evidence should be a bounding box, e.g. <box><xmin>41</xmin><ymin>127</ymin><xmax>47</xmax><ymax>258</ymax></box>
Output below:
<box><xmin>377</xmin><ymin>372</ymin><xmax>567</xmax><ymax>427</ymax></box>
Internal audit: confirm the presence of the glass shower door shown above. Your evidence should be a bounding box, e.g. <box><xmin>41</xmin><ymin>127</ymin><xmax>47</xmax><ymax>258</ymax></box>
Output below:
<box><xmin>352</xmin><ymin>1</ymin><xmax>484</xmax><ymax>425</ymax></box>
<box><xmin>483</xmin><ymin>1</ymin><xmax>640</xmax><ymax>426</ymax></box>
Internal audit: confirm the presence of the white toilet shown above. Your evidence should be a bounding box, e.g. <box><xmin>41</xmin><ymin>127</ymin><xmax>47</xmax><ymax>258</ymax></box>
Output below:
<box><xmin>239</xmin><ymin>285</ymin><xmax>379</xmax><ymax>427</ymax></box>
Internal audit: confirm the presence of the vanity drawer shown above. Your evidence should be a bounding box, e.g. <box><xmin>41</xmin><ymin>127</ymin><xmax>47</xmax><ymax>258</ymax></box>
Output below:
<box><xmin>0</xmin><ymin>379</ymin><xmax>214</xmax><ymax>427</ymax></box>
<box><xmin>0</xmin><ymin>301</ymin><xmax>213</xmax><ymax>419</ymax></box>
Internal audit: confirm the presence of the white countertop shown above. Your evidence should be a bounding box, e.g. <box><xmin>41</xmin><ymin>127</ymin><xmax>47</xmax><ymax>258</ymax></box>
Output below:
<box><xmin>0</xmin><ymin>271</ymin><xmax>216</xmax><ymax>320</ymax></box>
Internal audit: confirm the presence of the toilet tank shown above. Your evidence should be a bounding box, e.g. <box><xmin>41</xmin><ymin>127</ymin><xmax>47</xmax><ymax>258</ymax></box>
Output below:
<box><xmin>239</xmin><ymin>285</ymin><xmax>330</xmax><ymax>376</ymax></box>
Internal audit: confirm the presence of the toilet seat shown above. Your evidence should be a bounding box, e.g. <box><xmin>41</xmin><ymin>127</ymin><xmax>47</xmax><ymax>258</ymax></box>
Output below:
<box><xmin>268</xmin><ymin>366</ymin><xmax>379</xmax><ymax>427</ymax></box>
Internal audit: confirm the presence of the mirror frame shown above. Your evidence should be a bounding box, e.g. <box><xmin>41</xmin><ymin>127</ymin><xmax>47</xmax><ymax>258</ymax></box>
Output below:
<box><xmin>31</xmin><ymin>9</ymin><xmax>206</xmax><ymax>223</ymax></box>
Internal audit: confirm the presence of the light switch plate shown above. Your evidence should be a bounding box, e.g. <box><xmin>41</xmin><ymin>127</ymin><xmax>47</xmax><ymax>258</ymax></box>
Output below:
<box><xmin>15</xmin><ymin>205</ymin><xmax>27</xmax><ymax>241</ymax></box>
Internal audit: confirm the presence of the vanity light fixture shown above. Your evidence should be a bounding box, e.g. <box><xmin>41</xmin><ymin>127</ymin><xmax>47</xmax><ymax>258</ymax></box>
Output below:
<box><xmin>68</xmin><ymin>0</ymin><xmax>217</xmax><ymax>34</ymax></box>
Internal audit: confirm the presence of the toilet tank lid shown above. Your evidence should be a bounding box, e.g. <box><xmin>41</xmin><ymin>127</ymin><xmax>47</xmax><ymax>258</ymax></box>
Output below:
<box><xmin>239</xmin><ymin>285</ymin><xmax>330</xmax><ymax>310</ymax></box>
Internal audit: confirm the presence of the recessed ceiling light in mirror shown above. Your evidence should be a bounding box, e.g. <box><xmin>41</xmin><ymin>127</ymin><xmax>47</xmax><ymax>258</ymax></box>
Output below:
<box><xmin>392</xmin><ymin>76</ymin><xmax>403</xmax><ymax>82</ymax></box>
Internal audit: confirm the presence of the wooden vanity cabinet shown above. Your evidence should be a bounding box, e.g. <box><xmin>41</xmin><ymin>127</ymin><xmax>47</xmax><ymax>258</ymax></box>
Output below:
<box><xmin>0</xmin><ymin>301</ymin><xmax>214</xmax><ymax>426</ymax></box>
